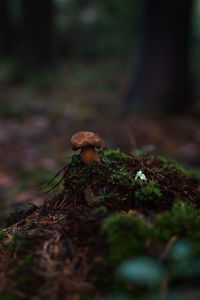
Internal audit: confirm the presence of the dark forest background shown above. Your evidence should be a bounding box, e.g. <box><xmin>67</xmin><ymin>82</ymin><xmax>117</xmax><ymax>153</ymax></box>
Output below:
<box><xmin>1</xmin><ymin>0</ymin><xmax>200</xmax><ymax>112</ymax></box>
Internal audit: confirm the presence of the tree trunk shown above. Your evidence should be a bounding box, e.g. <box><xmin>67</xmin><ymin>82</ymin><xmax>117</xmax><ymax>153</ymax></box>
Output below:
<box><xmin>0</xmin><ymin>0</ymin><xmax>12</xmax><ymax>56</ymax></box>
<box><xmin>123</xmin><ymin>0</ymin><xmax>194</xmax><ymax>115</ymax></box>
<box><xmin>20</xmin><ymin>0</ymin><xmax>55</xmax><ymax>68</ymax></box>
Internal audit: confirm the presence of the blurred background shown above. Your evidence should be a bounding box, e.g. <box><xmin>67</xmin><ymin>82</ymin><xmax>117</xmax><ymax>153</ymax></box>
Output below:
<box><xmin>0</xmin><ymin>0</ymin><xmax>200</xmax><ymax>210</ymax></box>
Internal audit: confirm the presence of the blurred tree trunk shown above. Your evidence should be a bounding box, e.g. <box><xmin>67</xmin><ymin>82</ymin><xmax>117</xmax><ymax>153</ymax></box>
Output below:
<box><xmin>20</xmin><ymin>0</ymin><xmax>55</xmax><ymax>68</ymax></box>
<box><xmin>124</xmin><ymin>0</ymin><xmax>194</xmax><ymax>115</ymax></box>
<box><xmin>0</xmin><ymin>0</ymin><xmax>12</xmax><ymax>56</ymax></box>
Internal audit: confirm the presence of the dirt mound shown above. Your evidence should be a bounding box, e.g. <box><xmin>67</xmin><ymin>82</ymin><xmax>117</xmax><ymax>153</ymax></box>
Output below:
<box><xmin>0</xmin><ymin>150</ymin><xmax>199</xmax><ymax>300</ymax></box>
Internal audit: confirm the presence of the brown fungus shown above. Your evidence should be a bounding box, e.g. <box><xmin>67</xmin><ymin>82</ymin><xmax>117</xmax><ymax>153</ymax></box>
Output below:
<box><xmin>71</xmin><ymin>131</ymin><xmax>101</xmax><ymax>165</ymax></box>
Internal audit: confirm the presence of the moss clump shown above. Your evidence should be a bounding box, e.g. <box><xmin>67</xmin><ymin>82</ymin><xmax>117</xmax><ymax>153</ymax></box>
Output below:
<box><xmin>102</xmin><ymin>213</ymin><xmax>153</xmax><ymax>265</ymax></box>
<box><xmin>157</xmin><ymin>155</ymin><xmax>200</xmax><ymax>180</ymax></box>
<box><xmin>68</xmin><ymin>154</ymin><xmax>104</xmax><ymax>186</ymax></box>
<box><xmin>94</xmin><ymin>205</ymin><xmax>108</xmax><ymax>215</ymax></box>
<box><xmin>106</xmin><ymin>167</ymin><xmax>133</xmax><ymax>186</ymax></box>
<box><xmin>134</xmin><ymin>180</ymin><xmax>162</xmax><ymax>205</ymax></box>
<box><xmin>155</xmin><ymin>199</ymin><xmax>200</xmax><ymax>242</ymax></box>
<box><xmin>67</xmin><ymin>150</ymin><xmax>135</xmax><ymax>200</ymax></box>
<box><xmin>61</xmin><ymin>148</ymin><xmax>199</xmax><ymax>215</ymax></box>
<box><xmin>104</xmin><ymin>149</ymin><xmax>132</xmax><ymax>163</ymax></box>
<box><xmin>68</xmin><ymin>151</ymin><xmax>133</xmax><ymax>188</ymax></box>
<box><xmin>103</xmin><ymin>200</ymin><xmax>200</xmax><ymax>268</ymax></box>
<box><xmin>103</xmin><ymin>150</ymin><xmax>134</xmax><ymax>186</ymax></box>
<box><xmin>138</xmin><ymin>153</ymin><xmax>200</xmax><ymax>180</ymax></box>
<box><xmin>100</xmin><ymin>200</ymin><xmax>200</xmax><ymax>299</ymax></box>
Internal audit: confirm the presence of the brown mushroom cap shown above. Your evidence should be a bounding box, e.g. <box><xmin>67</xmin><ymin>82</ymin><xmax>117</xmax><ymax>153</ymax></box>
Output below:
<box><xmin>71</xmin><ymin>131</ymin><xmax>101</xmax><ymax>151</ymax></box>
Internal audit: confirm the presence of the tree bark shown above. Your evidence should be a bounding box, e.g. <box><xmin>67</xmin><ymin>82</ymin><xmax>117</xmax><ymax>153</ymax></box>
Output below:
<box><xmin>0</xmin><ymin>0</ymin><xmax>12</xmax><ymax>56</ymax></box>
<box><xmin>20</xmin><ymin>0</ymin><xmax>55</xmax><ymax>68</ymax></box>
<box><xmin>123</xmin><ymin>0</ymin><xmax>194</xmax><ymax>115</ymax></box>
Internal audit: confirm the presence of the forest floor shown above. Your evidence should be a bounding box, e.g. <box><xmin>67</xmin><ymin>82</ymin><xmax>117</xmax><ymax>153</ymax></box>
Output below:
<box><xmin>0</xmin><ymin>59</ymin><xmax>200</xmax><ymax>299</ymax></box>
<box><xmin>0</xmin><ymin>148</ymin><xmax>200</xmax><ymax>299</ymax></box>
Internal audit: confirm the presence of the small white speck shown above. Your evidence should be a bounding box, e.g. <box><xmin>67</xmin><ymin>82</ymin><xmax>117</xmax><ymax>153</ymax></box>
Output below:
<box><xmin>135</xmin><ymin>170</ymin><xmax>147</xmax><ymax>181</ymax></box>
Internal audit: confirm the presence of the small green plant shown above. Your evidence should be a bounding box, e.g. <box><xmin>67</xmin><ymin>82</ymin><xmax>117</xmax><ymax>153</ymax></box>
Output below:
<box><xmin>134</xmin><ymin>181</ymin><xmax>162</xmax><ymax>204</ymax></box>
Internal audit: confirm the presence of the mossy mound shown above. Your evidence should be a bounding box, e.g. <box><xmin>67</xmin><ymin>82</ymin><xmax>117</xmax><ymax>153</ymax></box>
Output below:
<box><xmin>46</xmin><ymin>149</ymin><xmax>199</xmax><ymax>215</ymax></box>
<box><xmin>0</xmin><ymin>149</ymin><xmax>200</xmax><ymax>300</ymax></box>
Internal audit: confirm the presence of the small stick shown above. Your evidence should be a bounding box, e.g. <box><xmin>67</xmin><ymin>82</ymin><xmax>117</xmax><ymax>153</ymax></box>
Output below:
<box><xmin>159</xmin><ymin>236</ymin><xmax>178</xmax><ymax>261</ymax></box>
<box><xmin>38</xmin><ymin>164</ymin><xmax>69</xmax><ymax>190</ymax></box>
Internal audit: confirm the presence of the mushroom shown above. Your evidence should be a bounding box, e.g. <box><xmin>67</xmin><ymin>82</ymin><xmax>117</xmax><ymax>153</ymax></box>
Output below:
<box><xmin>71</xmin><ymin>131</ymin><xmax>101</xmax><ymax>165</ymax></box>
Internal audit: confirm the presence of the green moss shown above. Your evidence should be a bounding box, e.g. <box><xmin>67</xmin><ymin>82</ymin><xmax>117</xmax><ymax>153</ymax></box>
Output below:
<box><xmin>107</xmin><ymin>167</ymin><xmax>133</xmax><ymax>186</ymax></box>
<box><xmin>157</xmin><ymin>156</ymin><xmax>199</xmax><ymax>179</ymax></box>
<box><xmin>103</xmin><ymin>200</ymin><xmax>200</xmax><ymax>266</ymax></box>
<box><xmin>155</xmin><ymin>200</ymin><xmax>200</xmax><ymax>242</ymax></box>
<box><xmin>139</xmin><ymin>153</ymin><xmax>199</xmax><ymax>180</ymax></box>
<box><xmin>97</xmin><ymin>199</ymin><xmax>200</xmax><ymax>298</ymax></box>
<box><xmin>68</xmin><ymin>152</ymin><xmax>82</xmax><ymax>166</ymax></box>
<box><xmin>68</xmin><ymin>154</ymin><xmax>104</xmax><ymax>185</ymax></box>
<box><xmin>104</xmin><ymin>149</ymin><xmax>132</xmax><ymax>163</ymax></box>
<box><xmin>68</xmin><ymin>150</ymin><xmax>135</xmax><ymax>190</ymax></box>
<box><xmin>102</xmin><ymin>213</ymin><xmax>153</xmax><ymax>265</ymax></box>
<box><xmin>134</xmin><ymin>181</ymin><xmax>162</xmax><ymax>204</ymax></box>
<box><xmin>94</xmin><ymin>206</ymin><xmax>108</xmax><ymax>215</ymax></box>
<box><xmin>157</xmin><ymin>155</ymin><xmax>169</xmax><ymax>164</ymax></box>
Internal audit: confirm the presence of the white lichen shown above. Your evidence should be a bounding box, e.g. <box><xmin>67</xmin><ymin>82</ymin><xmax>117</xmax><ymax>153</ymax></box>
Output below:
<box><xmin>134</xmin><ymin>170</ymin><xmax>147</xmax><ymax>181</ymax></box>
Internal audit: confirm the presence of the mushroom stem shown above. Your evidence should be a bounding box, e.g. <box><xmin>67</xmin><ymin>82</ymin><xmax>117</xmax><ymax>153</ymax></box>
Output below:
<box><xmin>81</xmin><ymin>146</ymin><xmax>100</xmax><ymax>165</ymax></box>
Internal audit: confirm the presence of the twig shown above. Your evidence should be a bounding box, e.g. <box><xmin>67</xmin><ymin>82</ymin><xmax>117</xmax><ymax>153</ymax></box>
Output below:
<box><xmin>160</xmin><ymin>274</ymin><xmax>169</xmax><ymax>300</ymax></box>
<box><xmin>39</xmin><ymin>176</ymin><xmax>64</xmax><ymax>195</ymax></box>
<box><xmin>38</xmin><ymin>164</ymin><xmax>69</xmax><ymax>191</ymax></box>
<box><xmin>159</xmin><ymin>236</ymin><xmax>178</xmax><ymax>261</ymax></box>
